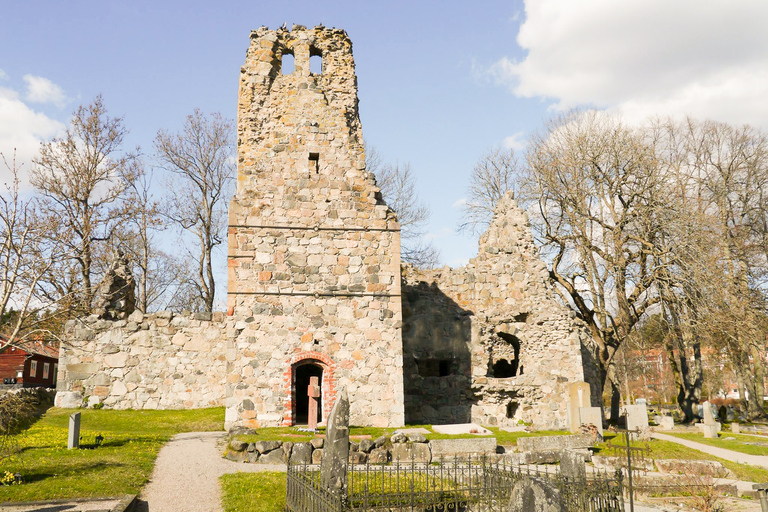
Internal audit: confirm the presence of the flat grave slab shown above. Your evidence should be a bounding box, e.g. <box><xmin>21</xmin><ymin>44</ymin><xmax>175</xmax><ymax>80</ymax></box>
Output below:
<box><xmin>393</xmin><ymin>427</ymin><xmax>431</xmax><ymax>435</ymax></box>
<box><xmin>432</xmin><ymin>423</ymin><xmax>492</xmax><ymax>435</ymax></box>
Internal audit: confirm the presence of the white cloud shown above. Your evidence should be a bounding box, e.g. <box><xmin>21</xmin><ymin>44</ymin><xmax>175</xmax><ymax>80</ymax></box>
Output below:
<box><xmin>494</xmin><ymin>0</ymin><xmax>768</xmax><ymax>127</ymax></box>
<box><xmin>452</xmin><ymin>198</ymin><xmax>467</xmax><ymax>208</ymax></box>
<box><xmin>424</xmin><ymin>227</ymin><xmax>453</xmax><ymax>241</ymax></box>
<box><xmin>502</xmin><ymin>131</ymin><xmax>526</xmax><ymax>151</ymax></box>
<box><xmin>24</xmin><ymin>74</ymin><xmax>68</xmax><ymax>108</ymax></box>
<box><xmin>0</xmin><ymin>84</ymin><xmax>65</xmax><ymax>187</ymax></box>
<box><xmin>0</xmin><ymin>69</ymin><xmax>8</xmax><ymax>81</ymax></box>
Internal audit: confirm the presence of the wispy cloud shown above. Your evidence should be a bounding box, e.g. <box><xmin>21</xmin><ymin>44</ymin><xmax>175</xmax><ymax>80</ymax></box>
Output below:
<box><xmin>24</xmin><ymin>74</ymin><xmax>68</xmax><ymax>108</ymax></box>
<box><xmin>452</xmin><ymin>198</ymin><xmax>467</xmax><ymax>208</ymax></box>
<box><xmin>502</xmin><ymin>132</ymin><xmax>525</xmax><ymax>151</ymax></box>
<box><xmin>0</xmin><ymin>69</ymin><xmax>8</xmax><ymax>81</ymax></box>
<box><xmin>424</xmin><ymin>227</ymin><xmax>453</xmax><ymax>241</ymax></box>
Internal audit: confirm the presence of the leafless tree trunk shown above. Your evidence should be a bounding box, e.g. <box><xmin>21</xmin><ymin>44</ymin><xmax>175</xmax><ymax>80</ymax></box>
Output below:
<box><xmin>154</xmin><ymin>110</ymin><xmax>235</xmax><ymax>312</ymax></box>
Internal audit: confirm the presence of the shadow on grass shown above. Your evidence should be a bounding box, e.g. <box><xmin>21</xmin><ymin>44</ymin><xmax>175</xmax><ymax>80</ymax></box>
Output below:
<box><xmin>20</xmin><ymin>461</ymin><xmax>129</xmax><ymax>484</ymax></box>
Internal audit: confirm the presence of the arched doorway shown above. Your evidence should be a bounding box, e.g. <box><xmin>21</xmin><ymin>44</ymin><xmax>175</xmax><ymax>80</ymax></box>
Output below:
<box><xmin>293</xmin><ymin>362</ymin><xmax>323</xmax><ymax>425</ymax></box>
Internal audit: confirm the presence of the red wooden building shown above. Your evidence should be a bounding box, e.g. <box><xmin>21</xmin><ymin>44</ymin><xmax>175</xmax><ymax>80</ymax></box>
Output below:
<box><xmin>0</xmin><ymin>336</ymin><xmax>59</xmax><ymax>387</ymax></box>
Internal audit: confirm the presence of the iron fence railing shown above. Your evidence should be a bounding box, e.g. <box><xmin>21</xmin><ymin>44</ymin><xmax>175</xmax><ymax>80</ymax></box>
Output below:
<box><xmin>285</xmin><ymin>455</ymin><xmax>624</xmax><ymax>512</ymax></box>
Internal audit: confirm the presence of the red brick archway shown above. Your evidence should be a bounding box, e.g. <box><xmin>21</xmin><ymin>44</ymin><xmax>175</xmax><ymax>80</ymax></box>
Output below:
<box><xmin>282</xmin><ymin>351</ymin><xmax>337</xmax><ymax>426</ymax></box>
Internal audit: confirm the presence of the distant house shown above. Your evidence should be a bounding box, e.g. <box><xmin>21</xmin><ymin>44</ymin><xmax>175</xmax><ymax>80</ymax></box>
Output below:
<box><xmin>0</xmin><ymin>335</ymin><xmax>59</xmax><ymax>388</ymax></box>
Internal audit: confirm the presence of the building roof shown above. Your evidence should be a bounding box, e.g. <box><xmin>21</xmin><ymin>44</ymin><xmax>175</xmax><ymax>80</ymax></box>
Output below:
<box><xmin>0</xmin><ymin>335</ymin><xmax>59</xmax><ymax>359</ymax></box>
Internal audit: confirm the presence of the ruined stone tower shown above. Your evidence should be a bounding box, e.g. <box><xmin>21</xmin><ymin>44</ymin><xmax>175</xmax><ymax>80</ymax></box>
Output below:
<box><xmin>226</xmin><ymin>25</ymin><xmax>405</xmax><ymax>428</ymax></box>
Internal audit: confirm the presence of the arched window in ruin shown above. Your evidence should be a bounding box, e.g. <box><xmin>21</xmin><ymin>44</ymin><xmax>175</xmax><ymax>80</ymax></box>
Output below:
<box><xmin>309</xmin><ymin>47</ymin><xmax>322</xmax><ymax>75</ymax></box>
<box><xmin>281</xmin><ymin>51</ymin><xmax>295</xmax><ymax>75</ymax></box>
<box><xmin>491</xmin><ymin>332</ymin><xmax>522</xmax><ymax>377</ymax></box>
<box><xmin>293</xmin><ymin>361</ymin><xmax>323</xmax><ymax>425</ymax></box>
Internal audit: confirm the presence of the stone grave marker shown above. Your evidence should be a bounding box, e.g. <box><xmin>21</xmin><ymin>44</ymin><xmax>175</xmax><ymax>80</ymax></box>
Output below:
<box><xmin>659</xmin><ymin>416</ymin><xmax>674</xmax><ymax>430</ymax></box>
<box><xmin>68</xmin><ymin>412</ymin><xmax>81</xmax><ymax>449</ymax></box>
<box><xmin>732</xmin><ymin>422</ymin><xmax>740</xmax><ymax>434</ymax></box>
<box><xmin>321</xmin><ymin>387</ymin><xmax>349</xmax><ymax>494</ymax></box>
<box><xmin>307</xmin><ymin>376</ymin><xmax>320</xmax><ymax>430</ymax></box>
<box><xmin>578</xmin><ymin>406</ymin><xmax>603</xmax><ymax>437</ymax></box>
<box><xmin>623</xmin><ymin>404</ymin><xmax>648</xmax><ymax>439</ymax></box>
<box><xmin>700</xmin><ymin>400</ymin><xmax>720</xmax><ymax>438</ymax></box>
<box><xmin>559</xmin><ymin>449</ymin><xmax>586</xmax><ymax>481</ymax></box>
<box><xmin>567</xmin><ymin>382</ymin><xmax>591</xmax><ymax>433</ymax></box>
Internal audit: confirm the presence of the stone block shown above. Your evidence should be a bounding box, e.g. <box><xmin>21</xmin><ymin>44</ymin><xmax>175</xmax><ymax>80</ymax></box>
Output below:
<box><xmin>254</xmin><ymin>440</ymin><xmax>282</xmax><ymax>454</ymax></box>
<box><xmin>731</xmin><ymin>423</ymin><xmax>740</xmax><ymax>434</ymax></box>
<box><xmin>507</xmin><ymin>476</ymin><xmax>564</xmax><ymax>512</ymax></box>
<box><xmin>654</xmin><ymin>459</ymin><xmax>734</xmax><ymax>478</ymax></box>
<box><xmin>702</xmin><ymin>424</ymin><xmax>719</xmax><ymax>439</ymax></box>
<box><xmin>229</xmin><ymin>439</ymin><xmax>248</xmax><ymax>452</ymax></box>
<box><xmin>290</xmin><ymin>442</ymin><xmax>312</xmax><ymax>464</ymax></box>
<box><xmin>349</xmin><ymin>451</ymin><xmax>367</xmax><ymax>464</ymax></box>
<box><xmin>516</xmin><ymin>435</ymin><xmax>592</xmax><ymax>452</ymax></box>
<box><xmin>429</xmin><ymin>438</ymin><xmax>498</xmax><ymax>458</ymax></box>
<box><xmin>559</xmin><ymin>449</ymin><xmax>586</xmax><ymax>480</ymax></box>
<box><xmin>432</xmin><ymin>423</ymin><xmax>491</xmax><ymax>435</ymax></box>
<box><xmin>55</xmin><ymin>391</ymin><xmax>83</xmax><ymax>408</ymax></box>
<box><xmin>658</xmin><ymin>416</ymin><xmax>674</xmax><ymax>430</ymax></box>
<box><xmin>391</xmin><ymin>442</ymin><xmax>431</xmax><ymax>463</ymax></box>
<box><xmin>358</xmin><ymin>439</ymin><xmax>374</xmax><ymax>452</ymax></box>
<box><xmin>310</xmin><ymin>438</ymin><xmax>324</xmax><ymax>449</ymax></box>
<box><xmin>312</xmin><ymin>448</ymin><xmax>323</xmax><ymax>464</ymax></box>
<box><xmin>259</xmin><ymin>449</ymin><xmax>285</xmax><ymax>464</ymax></box>
<box><xmin>368</xmin><ymin>448</ymin><xmax>389</xmax><ymax>464</ymax></box>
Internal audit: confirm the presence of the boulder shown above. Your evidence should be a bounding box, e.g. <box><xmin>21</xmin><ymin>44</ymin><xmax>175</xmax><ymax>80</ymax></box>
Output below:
<box><xmin>259</xmin><ymin>449</ymin><xmax>285</xmax><ymax>464</ymax></box>
<box><xmin>359</xmin><ymin>439</ymin><xmax>374</xmax><ymax>453</ymax></box>
<box><xmin>254</xmin><ymin>440</ymin><xmax>282</xmax><ymax>454</ymax></box>
<box><xmin>507</xmin><ymin>476</ymin><xmax>564</xmax><ymax>512</ymax></box>
<box><xmin>290</xmin><ymin>442</ymin><xmax>312</xmax><ymax>464</ymax></box>
<box><xmin>349</xmin><ymin>451</ymin><xmax>367</xmax><ymax>464</ymax></box>
<box><xmin>229</xmin><ymin>439</ymin><xmax>248</xmax><ymax>452</ymax></box>
<box><xmin>368</xmin><ymin>448</ymin><xmax>389</xmax><ymax>464</ymax></box>
<box><xmin>391</xmin><ymin>442</ymin><xmax>431</xmax><ymax>463</ymax></box>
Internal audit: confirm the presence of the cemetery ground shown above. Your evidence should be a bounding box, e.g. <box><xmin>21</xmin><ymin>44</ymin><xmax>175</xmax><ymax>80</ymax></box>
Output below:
<box><xmin>0</xmin><ymin>407</ymin><xmax>223</xmax><ymax>503</ymax></box>
<box><xmin>4</xmin><ymin>407</ymin><xmax>768</xmax><ymax>511</ymax></box>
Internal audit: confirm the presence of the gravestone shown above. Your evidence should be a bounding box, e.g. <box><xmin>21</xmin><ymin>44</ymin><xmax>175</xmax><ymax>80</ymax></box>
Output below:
<box><xmin>507</xmin><ymin>476</ymin><xmax>564</xmax><ymax>512</ymax></box>
<box><xmin>559</xmin><ymin>449</ymin><xmax>586</xmax><ymax>481</ymax></box>
<box><xmin>321</xmin><ymin>388</ymin><xmax>349</xmax><ymax>494</ymax></box>
<box><xmin>307</xmin><ymin>376</ymin><xmax>320</xmax><ymax>431</ymax></box>
<box><xmin>578</xmin><ymin>406</ymin><xmax>603</xmax><ymax>437</ymax></box>
<box><xmin>700</xmin><ymin>400</ymin><xmax>720</xmax><ymax>438</ymax></box>
<box><xmin>623</xmin><ymin>404</ymin><xmax>648</xmax><ymax>439</ymax></box>
<box><xmin>659</xmin><ymin>416</ymin><xmax>674</xmax><ymax>430</ymax></box>
<box><xmin>732</xmin><ymin>422</ymin><xmax>740</xmax><ymax>434</ymax></box>
<box><xmin>68</xmin><ymin>412</ymin><xmax>81</xmax><ymax>450</ymax></box>
<box><xmin>567</xmin><ymin>382</ymin><xmax>591</xmax><ymax>433</ymax></box>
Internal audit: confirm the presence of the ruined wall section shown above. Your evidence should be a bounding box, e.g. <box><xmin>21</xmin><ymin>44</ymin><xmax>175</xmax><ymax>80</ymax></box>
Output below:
<box><xmin>55</xmin><ymin>311</ymin><xmax>230</xmax><ymax>410</ymax></box>
<box><xmin>403</xmin><ymin>193</ymin><xmax>595</xmax><ymax>430</ymax></box>
<box><xmin>227</xmin><ymin>26</ymin><xmax>404</xmax><ymax>429</ymax></box>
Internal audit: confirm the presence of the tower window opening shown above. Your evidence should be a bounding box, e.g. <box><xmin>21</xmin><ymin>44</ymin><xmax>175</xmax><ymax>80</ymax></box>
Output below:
<box><xmin>310</xmin><ymin>54</ymin><xmax>323</xmax><ymax>75</ymax></box>
<box><xmin>507</xmin><ymin>401</ymin><xmax>519</xmax><ymax>419</ymax></box>
<box><xmin>281</xmin><ymin>52</ymin><xmax>295</xmax><ymax>75</ymax></box>
<box><xmin>309</xmin><ymin>153</ymin><xmax>320</xmax><ymax>173</ymax></box>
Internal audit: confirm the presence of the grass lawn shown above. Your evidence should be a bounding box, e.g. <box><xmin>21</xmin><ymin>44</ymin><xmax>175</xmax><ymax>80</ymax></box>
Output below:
<box><xmin>596</xmin><ymin>433</ymin><xmax>768</xmax><ymax>483</ymax></box>
<box><xmin>0</xmin><ymin>407</ymin><xmax>223</xmax><ymax>503</ymax></box>
<box><xmin>221</xmin><ymin>472</ymin><xmax>285</xmax><ymax>512</ymax></box>
<box><xmin>666</xmin><ymin>431</ymin><xmax>768</xmax><ymax>456</ymax></box>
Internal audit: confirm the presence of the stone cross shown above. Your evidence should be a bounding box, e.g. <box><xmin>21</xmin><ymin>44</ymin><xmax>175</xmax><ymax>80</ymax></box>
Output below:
<box><xmin>321</xmin><ymin>387</ymin><xmax>349</xmax><ymax>494</ymax></box>
<box><xmin>307</xmin><ymin>376</ymin><xmax>320</xmax><ymax>430</ymax></box>
<box><xmin>68</xmin><ymin>412</ymin><xmax>81</xmax><ymax>450</ymax></box>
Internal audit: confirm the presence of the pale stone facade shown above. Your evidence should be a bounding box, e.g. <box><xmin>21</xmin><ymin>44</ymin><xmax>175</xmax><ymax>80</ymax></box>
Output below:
<box><xmin>55</xmin><ymin>25</ymin><xmax>597</xmax><ymax>432</ymax></box>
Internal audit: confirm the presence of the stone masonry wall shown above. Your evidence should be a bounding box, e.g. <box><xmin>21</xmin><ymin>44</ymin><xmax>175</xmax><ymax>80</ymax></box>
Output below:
<box><xmin>402</xmin><ymin>193</ymin><xmax>598</xmax><ymax>430</ymax></box>
<box><xmin>225</xmin><ymin>25</ymin><xmax>405</xmax><ymax>429</ymax></box>
<box><xmin>55</xmin><ymin>311</ymin><xmax>229</xmax><ymax>410</ymax></box>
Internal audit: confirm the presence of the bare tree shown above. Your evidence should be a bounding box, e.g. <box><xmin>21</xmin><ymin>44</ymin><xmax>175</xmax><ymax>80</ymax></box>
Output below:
<box><xmin>522</xmin><ymin>110</ymin><xmax>670</xmax><ymax>422</ymax></box>
<box><xmin>366</xmin><ymin>145</ymin><xmax>440</xmax><ymax>268</ymax></box>
<box><xmin>154</xmin><ymin>110</ymin><xmax>235</xmax><ymax>313</ymax></box>
<box><xmin>30</xmin><ymin>96</ymin><xmax>140</xmax><ymax>312</ymax></box>
<box><xmin>460</xmin><ymin>147</ymin><xmax>520</xmax><ymax>234</ymax></box>
<box><xmin>0</xmin><ymin>152</ymin><xmax>64</xmax><ymax>346</ymax></box>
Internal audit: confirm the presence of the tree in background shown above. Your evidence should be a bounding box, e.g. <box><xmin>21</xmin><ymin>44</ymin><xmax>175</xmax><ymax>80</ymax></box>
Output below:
<box><xmin>30</xmin><ymin>96</ymin><xmax>141</xmax><ymax>314</ymax></box>
<box><xmin>154</xmin><ymin>110</ymin><xmax>235</xmax><ymax>313</ymax></box>
<box><xmin>366</xmin><ymin>145</ymin><xmax>440</xmax><ymax>268</ymax></box>
<box><xmin>460</xmin><ymin>147</ymin><xmax>520</xmax><ymax>235</ymax></box>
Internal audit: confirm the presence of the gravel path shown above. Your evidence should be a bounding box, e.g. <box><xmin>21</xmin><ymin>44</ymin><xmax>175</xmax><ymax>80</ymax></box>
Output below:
<box><xmin>652</xmin><ymin>431</ymin><xmax>768</xmax><ymax>467</ymax></box>
<box><xmin>134</xmin><ymin>432</ymin><xmax>285</xmax><ymax>512</ymax></box>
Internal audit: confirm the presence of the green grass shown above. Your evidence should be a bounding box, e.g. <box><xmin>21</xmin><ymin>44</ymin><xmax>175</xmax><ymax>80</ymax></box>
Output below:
<box><xmin>0</xmin><ymin>407</ymin><xmax>224</xmax><ymax>503</ymax></box>
<box><xmin>221</xmin><ymin>472</ymin><xmax>285</xmax><ymax>512</ymax></box>
<box><xmin>595</xmin><ymin>434</ymin><xmax>768</xmax><ymax>483</ymax></box>
<box><xmin>666</xmin><ymin>432</ymin><xmax>768</xmax><ymax>456</ymax></box>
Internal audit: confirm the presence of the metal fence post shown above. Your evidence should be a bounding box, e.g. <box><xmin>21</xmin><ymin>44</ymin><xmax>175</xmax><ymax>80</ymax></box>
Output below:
<box><xmin>753</xmin><ymin>483</ymin><xmax>768</xmax><ymax>512</ymax></box>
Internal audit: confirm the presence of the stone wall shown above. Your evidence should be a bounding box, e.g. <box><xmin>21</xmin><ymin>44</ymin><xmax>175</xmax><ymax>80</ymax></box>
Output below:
<box><xmin>225</xmin><ymin>25</ymin><xmax>405</xmax><ymax>429</ymax></box>
<box><xmin>56</xmin><ymin>311</ymin><xmax>230</xmax><ymax>410</ymax></box>
<box><xmin>401</xmin><ymin>193</ymin><xmax>599</xmax><ymax>430</ymax></box>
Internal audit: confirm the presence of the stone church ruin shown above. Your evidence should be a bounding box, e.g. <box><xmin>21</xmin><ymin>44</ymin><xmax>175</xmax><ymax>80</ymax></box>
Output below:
<box><xmin>55</xmin><ymin>25</ymin><xmax>599</xmax><ymax>431</ymax></box>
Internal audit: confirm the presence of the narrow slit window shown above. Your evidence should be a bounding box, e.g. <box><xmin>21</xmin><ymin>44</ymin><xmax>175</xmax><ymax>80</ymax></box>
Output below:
<box><xmin>309</xmin><ymin>152</ymin><xmax>320</xmax><ymax>173</ymax></box>
<box><xmin>281</xmin><ymin>52</ymin><xmax>295</xmax><ymax>75</ymax></box>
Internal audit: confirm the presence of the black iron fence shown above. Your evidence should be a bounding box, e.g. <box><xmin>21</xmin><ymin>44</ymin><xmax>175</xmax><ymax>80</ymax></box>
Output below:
<box><xmin>285</xmin><ymin>455</ymin><xmax>624</xmax><ymax>512</ymax></box>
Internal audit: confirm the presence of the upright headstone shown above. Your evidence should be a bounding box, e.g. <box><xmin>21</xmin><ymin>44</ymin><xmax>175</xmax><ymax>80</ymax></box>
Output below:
<box><xmin>567</xmin><ymin>382</ymin><xmax>591</xmax><ymax>433</ymax></box>
<box><xmin>321</xmin><ymin>388</ymin><xmax>349</xmax><ymax>494</ymax></box>
<box><xmin>700</xmin><ymin>400</ymin><xmax>720</xmax><ymax>438</ymax></box>
<box><xmin>659</xmin><ymin>416</ymin><xmax>675</xmax><ymax>430</ymax></box>
<box><xmin>307</xmin><ymin>376</ymin><xmax>320</xmax><ymax>431</ymax></box>
<box><xmin>702</xmin><ymin>401</ymin><xmax>715</xmax><ymax>424</ymax></box>
<box><xmin>623</xmin><ymin>404</ymin><xmax>648</xmax><ymax>439</ymax></box>
<box><xmin>578</xmin><ymin>407</ymin><xmax>603</xmax><ymax>437</ymax></box>
<box><xmin>507</xmin><ymin>476</ymin><xmax>564</xmax><ymax>512</ymax></box>
<box><xmin>731</xmin><ymin>422</ymin><xmax>740</xmax><ymax>434</ymax></box>
<box><xmin>559</xmin><ymin>449</ymin><xmax>586</xmax><ymax>481</ymax></box>
<box><xmin>68</xmin><ymin>412</ymin><xmax>81</xmax><ymax>450</ymax></box>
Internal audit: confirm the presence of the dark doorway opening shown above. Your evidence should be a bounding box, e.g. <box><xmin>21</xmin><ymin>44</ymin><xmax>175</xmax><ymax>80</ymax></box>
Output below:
<box><xmin>294</xmin><ymin>363</ymin><xmax>323</xmax><ymax>425</ymax></box>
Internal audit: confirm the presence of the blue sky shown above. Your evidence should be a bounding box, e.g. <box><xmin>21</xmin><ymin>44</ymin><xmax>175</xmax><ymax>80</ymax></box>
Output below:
<box><xmin>3</xmin><ymin>0</ymin><xmax>768</xmax><ymax>277</ymax></box>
